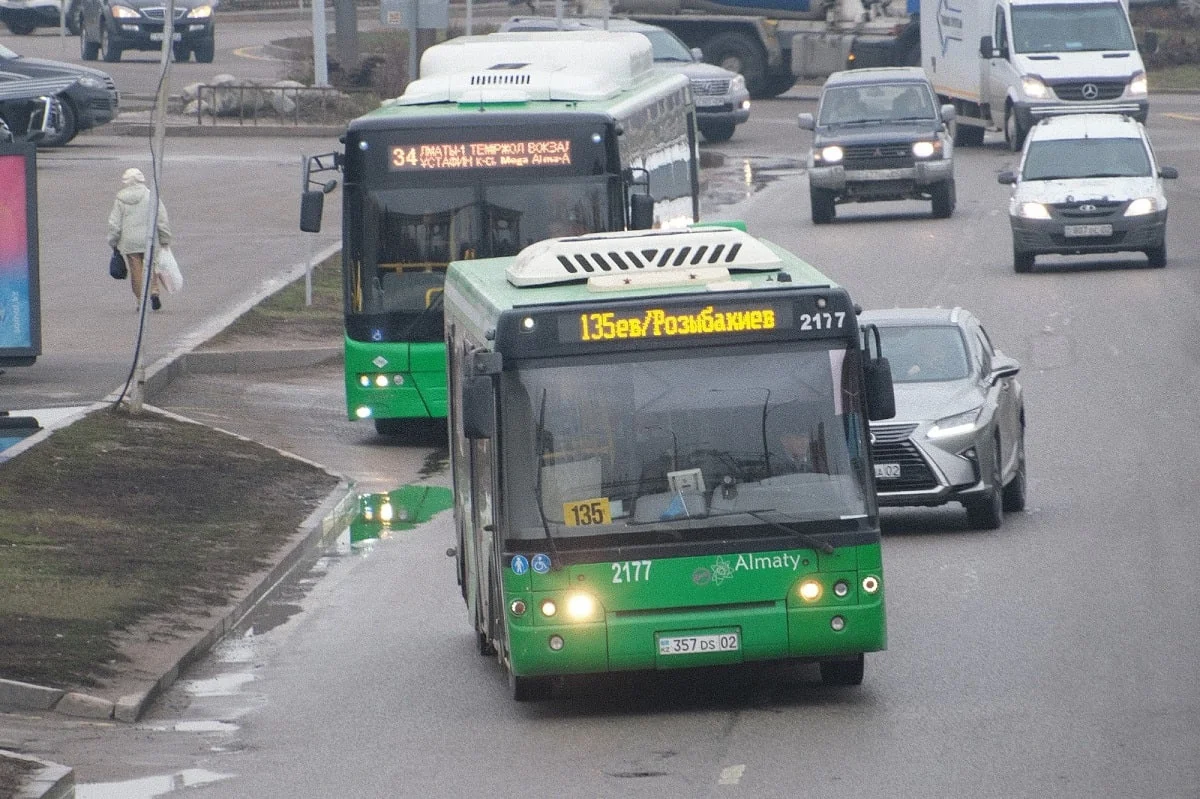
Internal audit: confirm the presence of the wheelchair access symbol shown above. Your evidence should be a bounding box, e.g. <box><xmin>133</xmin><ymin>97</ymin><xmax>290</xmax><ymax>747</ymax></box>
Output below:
<box><xmin>531</xmin><ymin>553</ymin><xmax>552</xmax><ymax>574</ymax></box>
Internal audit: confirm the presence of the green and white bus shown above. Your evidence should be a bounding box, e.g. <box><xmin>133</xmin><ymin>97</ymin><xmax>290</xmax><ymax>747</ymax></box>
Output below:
<box><xmin>302</xmin><ymin>30</ymin><xmax>701</xmax><ymax>436</ymax></box>
<box><xmin>444</xmin><ymin>225</ymin><xmax>897</xmax><ymax>699</ymax></box>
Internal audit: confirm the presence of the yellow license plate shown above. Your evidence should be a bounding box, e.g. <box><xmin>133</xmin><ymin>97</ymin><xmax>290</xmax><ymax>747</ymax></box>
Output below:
<box><xmin>562</xmin><ymin>497</ymin><xmax>611</xmax><ymax>527</ymax></box>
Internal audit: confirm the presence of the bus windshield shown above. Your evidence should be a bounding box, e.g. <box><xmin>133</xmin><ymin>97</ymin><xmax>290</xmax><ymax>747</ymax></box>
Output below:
<box><xmin>499</xmin><ymin>342</ymin><xmax>874</xmax><ymax>543</ymax></box>
<box><xmin>345</xmin><ymin>178</ymin><xmax>612</xmax><ymax>342</ymax></box>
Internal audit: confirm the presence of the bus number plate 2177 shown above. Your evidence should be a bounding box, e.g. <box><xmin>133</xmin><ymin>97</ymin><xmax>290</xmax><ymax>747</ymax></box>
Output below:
<box><xmin>658</xmin><ymin>632</ymin><xmax>740</xmax><ymax>655</ymax></box>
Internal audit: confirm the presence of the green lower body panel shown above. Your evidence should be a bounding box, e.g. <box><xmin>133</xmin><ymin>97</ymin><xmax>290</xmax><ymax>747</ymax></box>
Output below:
<box><xmin>344</xmin><ymin>337</ymin><xmax>447</xmax><ymax>421</ymax></box>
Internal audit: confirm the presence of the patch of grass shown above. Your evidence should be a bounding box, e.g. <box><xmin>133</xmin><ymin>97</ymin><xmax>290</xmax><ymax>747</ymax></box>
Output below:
<box><xmin>1150</xmin><ymin>63</ymin><xmax>1200</xmax><ymax>90</ymax></box>
<box><xmin>203</xmin><ymin>253</ymin><xmax>344</xmax><ymax>346</ymax></box>
<box><xmin>0</xmin><ymin>407</ymin><xmax>339</xmax><ymax>689</ymax></box>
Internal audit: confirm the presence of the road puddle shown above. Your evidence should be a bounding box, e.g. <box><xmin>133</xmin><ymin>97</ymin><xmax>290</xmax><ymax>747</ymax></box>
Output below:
<box><xmin>342</xmin><ymin>484</ymin><xmax>454</xmax><ymax>549</ymax></box>
<box><xmin>699</xmin><ymin>154</ymin><xmax>805</xmax><ymax>216</ymax></box>
<box><xmin>75</xmin><ymin>768</ymin><xmax>231</xmax><ymax>799</ymax></box>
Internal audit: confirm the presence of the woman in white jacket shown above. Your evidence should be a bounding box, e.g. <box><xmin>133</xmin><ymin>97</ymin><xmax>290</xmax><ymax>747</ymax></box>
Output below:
<box><xmin>107</xmin><ymin>167</ymin><xmax>171</xmax><ymax>310</ymax></box>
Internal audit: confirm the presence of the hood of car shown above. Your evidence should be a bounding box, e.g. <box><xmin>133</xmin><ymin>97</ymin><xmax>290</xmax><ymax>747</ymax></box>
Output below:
<box><xmin>1014</xmin><ymin>50</ymin><xmax>1142</xmax><ymax>82</ymax></box>
<box><xmin>1012</xmin><ymin>175</ymin><xmax>1160</xmax><ymax>204</ymax></box>
<box><xmin>813</xmin><ymin>125</ymin><xmax>939</xmax><ymax>148</ymax></box>
<box><xmin>669</xmin><ymin>60</ymin><xmax>737</xmax><ymax>82</ymax></box>
<box><xmin>1</xmin><ymin>54</ymin><xmax>113</xmax><ymax>85</ymax></box>
<box><xmin>113</xmin><ymin>0</ymin><xmax>214</xmax><ymax>9</ymax></box>
<box><xmin>889</xmin><ymin>379</ymin><xmax>983</xmax><ymax>426</ymax></box>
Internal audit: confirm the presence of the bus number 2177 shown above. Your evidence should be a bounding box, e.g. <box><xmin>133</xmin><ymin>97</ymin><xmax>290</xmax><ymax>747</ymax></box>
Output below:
<box><xmin>612</xmin><ymin>560</ymin><xmax>652</xmax><ymax>583</ymax></box>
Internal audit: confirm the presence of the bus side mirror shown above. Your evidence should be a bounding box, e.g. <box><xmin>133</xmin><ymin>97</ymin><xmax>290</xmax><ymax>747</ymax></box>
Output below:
<box><xmin>300</xmin><ymin>189</ymin><xmax>325</xmax><ymax>233</ymax></box>
<box><xmin>864</xmin><ymin>357</ymin><xmax>896</xmax><ymax>421</ymax></box>
<box><xmin>630</xmin><ymin>193</ymin><xmax>654</xmax><ymax>230</ymax></box>
<box><xmin>462</xmin><ymin>376</ymin><xmax>495</xmax><ymax>440</ymax></box>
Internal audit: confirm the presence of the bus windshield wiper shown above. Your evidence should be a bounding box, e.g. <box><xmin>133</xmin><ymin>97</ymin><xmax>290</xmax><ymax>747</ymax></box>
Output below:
<box><xmin>743</xmin><ymin>510</ymin><xmax>834</xmax><ymax>554</ymax></box>
<box><xmin>394</xmin><ymin>288</ymin><xmax>445</xmax><ymax>342</ymax></box>
<box><xmin>532</xmin><ymin>389</ymin><xmax>561</xmax><ymax>559</ymax></box>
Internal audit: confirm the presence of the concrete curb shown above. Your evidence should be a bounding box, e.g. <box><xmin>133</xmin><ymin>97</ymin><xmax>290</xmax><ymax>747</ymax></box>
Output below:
<box><xmin>0</xmin><ymin>749</ymin><xmax>73</xmax><ymax>799</ymax></box>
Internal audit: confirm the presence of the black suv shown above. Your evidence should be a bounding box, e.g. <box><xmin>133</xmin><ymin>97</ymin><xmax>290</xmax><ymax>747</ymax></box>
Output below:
<box><xmin>798</xmin><ymin>67</ymin><xmax>956</xmax><ymax>224</ymax></box>
<box><xmin>78</xmin><ymin>0</ymin><xmax>215</xmax><ymax>63</ymax></box>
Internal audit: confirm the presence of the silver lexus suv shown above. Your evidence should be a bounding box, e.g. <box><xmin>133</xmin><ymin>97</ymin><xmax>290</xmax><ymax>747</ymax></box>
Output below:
<box><xmin>500</xmin><ymin>16</ymin><xmax>751</xmax><ymax>142</ymax></box>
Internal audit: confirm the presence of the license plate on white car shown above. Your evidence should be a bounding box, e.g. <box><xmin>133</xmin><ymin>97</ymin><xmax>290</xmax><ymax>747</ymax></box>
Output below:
<box><xmin>658</xmin><ymin>632</ymin><xmax>739</xmax><ymax>655</ymax></box>
<box><xmin>150</xmin><ymin>32</ymin><xmax>183</xmax><ymax>42</ymax></box>
<box><xmin>695</xmin><ymin>96</ymin><xmax>724</xmax><ymax>107</ymax></box>
<box><xmin>875</xmin><ymin>463</ymin><xmax>901</xmax><ymax>479</ymax></box>
<box><xmin>1064</xmin><ymin>224</ymin><xmax>1112</xmax><ymax>237</ymax></box>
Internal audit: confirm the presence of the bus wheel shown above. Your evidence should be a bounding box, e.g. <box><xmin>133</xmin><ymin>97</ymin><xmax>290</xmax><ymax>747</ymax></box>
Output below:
<box><xmin>508</xmin><ymin>667</ymin><xmax>552</xmax><ymax>701</ymax></box>
<box><xmin>820</xmin><ymin>654</ymin><xmax>864</xmax><ymax>686</ymax></box>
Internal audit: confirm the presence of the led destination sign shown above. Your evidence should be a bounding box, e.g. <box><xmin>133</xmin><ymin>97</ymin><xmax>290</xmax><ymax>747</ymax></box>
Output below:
<box><xmin>562</xmin><ymin>304</ymin><xmax>796</xmax><ymax>344</ymax></box>
<box><xmin>390</xmin><ymin>139</ymin><xmax>572</xmax><ymax>171</ymax></box>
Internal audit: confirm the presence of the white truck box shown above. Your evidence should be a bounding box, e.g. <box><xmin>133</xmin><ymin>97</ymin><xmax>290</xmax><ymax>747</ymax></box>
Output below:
<box><xmin>922</xmin><ymin>0</ymin><xmax>1148</xmax><ymax>149</ymax></box>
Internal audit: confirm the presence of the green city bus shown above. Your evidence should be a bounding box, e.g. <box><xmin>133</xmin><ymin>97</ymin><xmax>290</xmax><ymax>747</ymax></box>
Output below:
<box><xmin>301</xmin><ymin>30</ymin><xmax>701</xmax><ymax>437</ymax></box>
<box><xmin>444</xmin><ymin>225</ymin><xmax>897</xmax><ymax>699</ymax></box>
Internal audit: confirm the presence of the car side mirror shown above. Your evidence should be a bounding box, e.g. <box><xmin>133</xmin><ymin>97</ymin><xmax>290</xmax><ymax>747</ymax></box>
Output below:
<box><xmin>989</xmin><ymin>354</ymin><xmax>1020</xmax><ymax>384</ymax></box>
<box><xmin>797</xmin><ymin>112</ymin><xmax>815</xmax><ymax>131</ymax></box>
<box><xmin>997</xmin><ymin>170</ymin><xmax>1017</xmax><ymax>185</ymax></box>
<box><xmin>979</xmin><ymin>35</ymin><xmax>994</xmax><ymax>58</ymax></box>
<box><xmin>940</xmin><ymin>104</ymin><xmax>956</xmax><ymax>123</ymax></box>
<box><xmin>1159</xmin><ymin>165</ymin><xmax>1178</xmax><ymax>179</ymax></box>
<box><xmin>691</xmin><ymin>47</ymin><xmax>704</xmax><ymax>63</ymax></box>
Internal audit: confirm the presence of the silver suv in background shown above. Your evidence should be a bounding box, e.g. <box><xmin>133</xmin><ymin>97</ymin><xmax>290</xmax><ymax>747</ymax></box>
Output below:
<box><xmin>500</xmin><ymin>16</ymin><xmax>750</xmax><ymax>142</ymax></box>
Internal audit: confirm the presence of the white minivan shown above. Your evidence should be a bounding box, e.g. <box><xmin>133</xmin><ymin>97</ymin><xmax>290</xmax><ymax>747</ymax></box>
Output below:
<box><xmin>998</xmin><ymin>113</ymin><xmax>1178</xmax><ymax>271</ymax></box>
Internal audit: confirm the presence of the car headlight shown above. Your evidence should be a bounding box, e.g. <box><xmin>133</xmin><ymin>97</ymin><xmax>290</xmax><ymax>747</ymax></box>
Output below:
<box><xmin>110</xmin><ymin>5</ymin><xmax>139</xmax><ymax>17</ymax></box>
<box><xmin>1128</xmin><ymin>71</ymin><xmax>1148</xmax><ymax>97</ymax></box>
<box><xmin>927</xmin><ymin>407</ymin><xmax>983</xmax><ymax>439</ymax></box>
<box><xmin>1021</xmin><ymin>75</ymin><xmax>1049</xmax><ymax>100</ymax></box>
<box><xmin>730</xmin><ymin>74</ymin><xmax>746</xmax><ymax>93</ymax></box>
<box><xmin>1124</xmin><ymin>197</ymin><xmax>1157</xmax><ymax>216</ymax></box>
<box><xmin>912</xmin><ymin>140</ymin><xmax>941</xmax><ymax>159</ymax></box>
<box><xmin>816</xmin><ymin>145</ymin><xmax>844</xmax><ymax>164</ymax></box>
<box><xmin>186</xmin><ymin>4</ymin><xmax>214</xmax><ymax>17</ymax></box>
<box><xmin>1015</xmin><ymin>201</ymin><xmax>1051</xmax><ymax>220</ymax></box>
<box><xmin>77</xmin><ymin>76</ymin><xmax>105</xmax><ymax>90</ymax></box>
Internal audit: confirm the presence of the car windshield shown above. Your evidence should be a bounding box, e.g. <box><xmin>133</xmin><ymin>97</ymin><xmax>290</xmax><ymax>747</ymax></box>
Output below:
<box><xmin>499</xmin><ymin>343</ymin><xmax>874</xmax><ymax>543</ymax></box>
<box><xmin>1022</xmin><ymin>137</ymin><xmax>1151</xmax><ymax>180</ymax></box>
<box><xmin>874</xmin><ymin>325</ymin><xmax>971</xmax><ymax>383</ymax></box>
<box><xmin>1011</xmin><ymin>3</ymin><xmax>1136</xmax><ymax>53</ymax></box>
<box><xmin>640</xmin><ymin>29</ymin><xmax>693</xmax><ymax>61</ymax></box>
<box><xmin>818</xmin><ymin>82</ymin><xmax>936</xmax><ymax>125</ymax></box>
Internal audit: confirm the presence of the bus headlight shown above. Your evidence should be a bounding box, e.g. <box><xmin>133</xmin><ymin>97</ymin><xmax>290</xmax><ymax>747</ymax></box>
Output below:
<box><xmin>833</xmin><ymin>580</ymin><xmax>849</xmax><ymax>598</ymax></box>
<box><xmin>566</xmin><ymin>593</ymin><xmax>597</xmax><ymax>621</ymax></box>
<box><xmin>540</xmin><ymin>599</ymin><xmax>557</xmax><ymax>617</ymax></box>
<box><xmin>862</xmin><ymin>575</ymin><xmax>880</xmax><ymax>594</ymax></box>
<box><xmin>354</xmin><ymin>406</ymin><xmax>372</xmax><ymax>419</ymax></box>
<box><xmin>798</xmin><ymin>579</ymin><xmax>822</xmax><ymax>602</ymax></box>
<box><xmin>510</xmin><ymin>598</ymin><xmax>527</xmax><ymax>616</ymax></box>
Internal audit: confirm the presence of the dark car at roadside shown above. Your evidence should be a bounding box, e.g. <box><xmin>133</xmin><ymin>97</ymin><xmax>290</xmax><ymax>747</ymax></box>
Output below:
<box><xmin>78</xmin><ymin>0</ymin><xmax>216</xmax><ymax>63</ymax></box>
<box><xmin>798</xmin><ymin>66</ymin><xmax>956</xmax><ymax>224</ymax></box>
<box><xmin>0</xmin><ymin>42</ymin><xmax>119</xmax><ymax>146</ymax></box>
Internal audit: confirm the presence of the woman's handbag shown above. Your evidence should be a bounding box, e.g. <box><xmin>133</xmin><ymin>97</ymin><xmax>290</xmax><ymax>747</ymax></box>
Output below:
<box><xmin>109</xmin><ymin>248</ymin><xmax>127</xmax><ymax>280</ymax></box>
<box><xmin>155</xmin><ymin>246</ymin><xmax>183</xmax><ymax>293</ymax></box>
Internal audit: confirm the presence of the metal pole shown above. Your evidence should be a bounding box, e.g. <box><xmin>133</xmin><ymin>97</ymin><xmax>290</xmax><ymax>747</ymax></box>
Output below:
<box><xmin>465</xmin><ymin>0</ymin><xmax>473</xmax><ymax>36</ymax></box>
<box><xmin>313</xmin><ymin>0</ymin><xmax>329</xmax><ymax>86</ymax></box>
<box><xmin>301</xmin><ymin>155</ymin><xmax>313</xmax><ymax>306</ymax></box>
<box><xmin>407</xmin><ymin>0</ymin><xmax>419</xmax><ymax>88</ymax></box>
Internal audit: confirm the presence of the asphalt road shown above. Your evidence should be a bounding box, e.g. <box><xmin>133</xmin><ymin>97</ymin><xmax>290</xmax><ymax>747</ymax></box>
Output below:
<box><xmin>2</xmin><ymin>25</ymin><xmax>1199</xmax><ymax>796</ymax></box>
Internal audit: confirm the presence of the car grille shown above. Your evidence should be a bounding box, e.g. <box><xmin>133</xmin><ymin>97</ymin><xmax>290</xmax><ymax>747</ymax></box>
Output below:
<box><xmin>870</xmin><ymin>422</ymin><xmax>938</xmax><ymax>491</ymax></box>
<box><xmin>141</xmin><ymin>6</ymin><xmax>188</xmax><ymax>20</ymax></box>
<box><xmin>1051</xmin><ymin>199</ymin><xmax>1123</xmax><ymax>220</ymax></box>
<box><xmin>843</xmin><ymin>143</ymin><xmax>913</xmax><ymax>170</ymax></box>
<box><xmin>1049</xmin><ymin>80</ymin><xmax>1127</xmax><ymax>102</ymax></box>
<box><xmin>691</xmin><ymin>78</ymin><xmax>730</xmax><ymax>97</ymax></box>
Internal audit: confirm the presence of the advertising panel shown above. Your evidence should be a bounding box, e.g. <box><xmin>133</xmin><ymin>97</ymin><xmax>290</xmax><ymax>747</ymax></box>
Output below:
<box><xmin>0</xmin><ymin>143</ymin><xmax>40</xmax><ymax>367</ymax></box>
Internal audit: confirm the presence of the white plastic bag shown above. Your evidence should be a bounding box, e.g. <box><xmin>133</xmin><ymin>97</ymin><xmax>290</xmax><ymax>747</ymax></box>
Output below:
<box><xmin>155</xmin><ymin>246</ymin><xmax>183</xmax><ymax>294</ymax></box>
